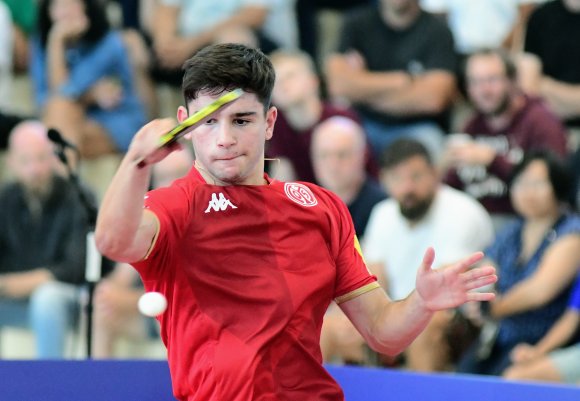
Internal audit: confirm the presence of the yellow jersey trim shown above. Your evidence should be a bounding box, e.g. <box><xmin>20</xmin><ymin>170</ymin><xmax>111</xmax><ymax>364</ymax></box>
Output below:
<box><xmin>335</xmin><ymin>282</ymin><xmax>381</xmax><ymax>304</ymax></box>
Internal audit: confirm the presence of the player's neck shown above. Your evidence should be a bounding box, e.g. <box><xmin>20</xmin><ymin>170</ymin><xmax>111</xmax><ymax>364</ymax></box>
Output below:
<box><xmin>195</xmin><ymin>162</ymin><xmax>267</xmax><ymax>186</ymax></box>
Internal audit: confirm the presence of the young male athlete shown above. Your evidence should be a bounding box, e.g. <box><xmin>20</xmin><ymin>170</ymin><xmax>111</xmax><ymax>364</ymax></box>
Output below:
<box><xmin>95</xmin><ymin>43</ymin><xmax>497</xmax><ymax>401</ymax></box>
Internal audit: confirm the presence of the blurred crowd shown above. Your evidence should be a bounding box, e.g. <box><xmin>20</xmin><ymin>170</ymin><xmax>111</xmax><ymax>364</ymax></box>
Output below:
<box><xmin>1</xmin><ymin>0</ymin><xmax>580</xmax><ymax>387</ymax></box>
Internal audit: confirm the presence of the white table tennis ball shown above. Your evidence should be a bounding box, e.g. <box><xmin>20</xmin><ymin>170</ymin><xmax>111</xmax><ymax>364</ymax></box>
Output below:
<box><xmin>138</xmin><ymin>292</ymin><xmax>167</xmax><ymax>317</ymax></box>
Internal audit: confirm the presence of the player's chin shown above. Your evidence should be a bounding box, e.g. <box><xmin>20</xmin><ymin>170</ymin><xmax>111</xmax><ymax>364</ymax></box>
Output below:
<box><xmin>212</xmin><ymin>166</ymin><xmax>245</xmax><ymax>184</ymax></box>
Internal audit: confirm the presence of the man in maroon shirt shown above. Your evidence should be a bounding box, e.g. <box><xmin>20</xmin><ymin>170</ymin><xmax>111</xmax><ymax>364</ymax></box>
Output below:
<box><xmin>442</xmin><ymin>48</ymin><xmax>568</xmax><ymax>230</ymax></box>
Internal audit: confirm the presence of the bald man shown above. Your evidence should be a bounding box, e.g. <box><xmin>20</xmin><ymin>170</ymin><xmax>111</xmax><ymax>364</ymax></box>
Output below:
<box><xmin>0</xmin><ymin>121</ymin><xmax>90</xmax><ymax>358</ymax></box>
<box><xmin>312</xmin><ymin>116</ymin><xmax>386</xmax><ymax>238</ymax></box>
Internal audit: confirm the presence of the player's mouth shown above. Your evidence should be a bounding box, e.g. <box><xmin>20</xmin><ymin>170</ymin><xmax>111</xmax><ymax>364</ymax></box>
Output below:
<box><xmin>215</xmin><ymin>154</ymin><xmax>242</xmax><ymax>162</ymax></box>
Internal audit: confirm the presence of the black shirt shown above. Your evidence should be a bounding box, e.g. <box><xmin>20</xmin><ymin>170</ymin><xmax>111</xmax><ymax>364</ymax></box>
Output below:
<box><xmin>524</xmin><ymin>0</ymin><xmax>580</xmax><ymax>126</ymax></box>
<box><xmin>347</xmin><ymin>177</ymin><xmax>387</xmax><ymax>238</ymax></box>
<box><xmin>0</xmin><ymin>176</ymin><xmax>90</xmax><ymax>284</ymax></box>
<box><xmin>339</xmin><ymin>7</ymin><xmax>457</xmax><ymax>127</ymax></box>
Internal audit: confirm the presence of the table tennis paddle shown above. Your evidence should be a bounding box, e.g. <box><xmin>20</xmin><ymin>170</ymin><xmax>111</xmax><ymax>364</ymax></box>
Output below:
<box><xmin>136</xmin><ymin>88</ymin><xmax>243</xmax><ymax>168</ymax></box>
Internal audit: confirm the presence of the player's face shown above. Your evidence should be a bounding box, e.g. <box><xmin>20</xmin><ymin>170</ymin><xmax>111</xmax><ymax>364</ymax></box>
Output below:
<box><xmin>466</xmin><ymin>54</ymin><xmax>513</xmax><ymax>117</ymax></box>
<box><xmin>181</xmin><ymin>91</ymin><xmax>277</xmax><ymax>186</ymax></box>
<box><xmin>382</xmin><ymin>155</ymin><xmax>438</xmax><ymax>221</ymax></box>
<box><xmin>510</xmin><ymin>160</ymin><xmax>558</xmax><ymax>219</ymax></box>
<box><xmin>272</xmin><ymin>58</ymin><xmax>318</xmax><ymax>109</ymax></box>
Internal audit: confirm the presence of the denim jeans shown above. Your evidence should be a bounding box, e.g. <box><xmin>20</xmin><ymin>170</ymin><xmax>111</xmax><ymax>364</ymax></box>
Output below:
<box><xmin>362</xmin><ymin>118</ymin><xmax>445</xmax><ymax>164</ymax></box>
<box><xmin>0</xmin><ymin>281</ymin><xmax>80</xmax><ymax>358</ymax></box>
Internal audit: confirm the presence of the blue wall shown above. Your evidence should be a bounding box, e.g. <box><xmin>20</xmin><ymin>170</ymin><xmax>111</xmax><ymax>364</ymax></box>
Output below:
<box><xmin>0</xmin><ymin>361</ymin><xmax>578</xmax><ymax>401</ymax></box>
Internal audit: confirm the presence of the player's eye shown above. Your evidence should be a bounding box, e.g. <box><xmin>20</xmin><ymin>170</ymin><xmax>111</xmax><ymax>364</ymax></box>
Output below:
<box><xmin>233</xmin><ymin>119</ymin><xmax>250</xmax><ymax>126</ymax></box>
<box><xmin>205</xmin><ymin>118</ymin><xmax>217</xmax><ymax>125</ymax></box>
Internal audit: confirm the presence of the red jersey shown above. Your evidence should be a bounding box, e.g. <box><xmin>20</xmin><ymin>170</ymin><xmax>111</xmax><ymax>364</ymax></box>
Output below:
<box><xmin>133</xmin><ymin>168</ymin><xmax>378</xmax><ymax>401</ymax></box>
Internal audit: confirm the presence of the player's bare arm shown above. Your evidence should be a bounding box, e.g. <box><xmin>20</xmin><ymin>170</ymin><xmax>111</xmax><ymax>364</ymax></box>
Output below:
<box><xmin>340</xmin><ymin>249</ymin><xmax>497</xmax><ymax>356</ymax></box>
<box><xmin>95</xmin><ymin>119</ymin><xmax>180</xmax><ymax>263</ymax></box>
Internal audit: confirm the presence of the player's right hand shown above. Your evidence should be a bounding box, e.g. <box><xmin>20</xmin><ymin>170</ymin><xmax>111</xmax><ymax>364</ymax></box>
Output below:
<box><xmin>129</xmin><ymin>118</ymin><xmax>183</xmax><ymax>168</ymax></box>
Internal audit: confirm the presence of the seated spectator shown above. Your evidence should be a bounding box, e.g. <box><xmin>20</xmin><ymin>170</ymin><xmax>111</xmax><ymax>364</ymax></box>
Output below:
<box><xmin>30</xmin><ymin>0</ymin><xmax>148</xmax><ymax>161</ymax></box>
<box><xmin>150</xmin><ymin>0</ymin><xmax>298</xmax><ymax>87</ymax></box>
<box><xmin>3</xmin><ymin>0</ymin><xmax>38</xmax><ymax>72</ymax></box>
<box><xmin>503</xmin><ymin>274</ymin><xmax>580</xmax><ymax>384</ymax></box>
<box><xmin>521</xmin><ymin>0</ymin><xmax>580</xmax><ymax>130</ymax></box>
<box><xmin>457</xmin><ymin>150</ymin><xmax>580</xmax><ymax>376</ymax></box>
<box><xmin>0</xmin><ymin>121</ymin><xmax>90</xmax><ymax>358</ymax></box>
<box><xmin>325</xmin><ymin>0</ymin><xmax>457</xmax><ymax>161</ymax></box>
<box><xmin>442</xmin><ymin>48</ymin><xmax>568</xmax><ymax>232</ymax></box>
<box><xmin>420</xmin><ymin>0</ymin><xmax>545</xmax><ymax>55</ymax></box>
<box><xmin>295</xmin><ymin>0</ymin><xmax>373</xmax><ymax>65</ymax></box>
<box><xmin>267</xmin><ymin>49</ymin><xmax>363</xmax><ymax>182</ymax></box>
<box><xmin>311</xmin><ymin>116</ymin><xmax>386</xmax><ymax>238</ymax></box>
<box><xmin>321</xmin><ymin>139</ymin><xmax>494</xmax><ymax>369</ymax></box>
<box><xmin>92</xmin><ymin>148</ymin><xmax>193</xmax><ymax>358</ymax></box>
<box><xmin>0</xmin><ymin>3</ymin><xmax>30</xmax><ymax>154</ymax></box>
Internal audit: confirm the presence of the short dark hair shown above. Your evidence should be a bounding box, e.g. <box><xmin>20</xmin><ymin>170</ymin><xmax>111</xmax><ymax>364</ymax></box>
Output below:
<box><xmin>464</xmin><ymin>48</ymin><xmax>517</xmax><ymax>81</ymax></box>
<box><xmin>509</xmin><ymin>150</ymin><xmax>572</xmax><ymax>203</ymax></box>
<box><xmin>380</xmin><ymin>138</ymin><xmax>432</xmax><ymax>170</ymax></box>
<box><xmin>181</xmin><ymin>43</ymin><xmax>275</xmax><ymax>112</ymax></box>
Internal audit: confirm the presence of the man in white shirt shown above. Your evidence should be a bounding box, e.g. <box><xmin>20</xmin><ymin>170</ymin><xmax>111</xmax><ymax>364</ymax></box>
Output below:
<box><xmin>363</xmin><ymin>138</ymin><xmax>494</xmax><ymax>370</ymax></box>
<box><xmin>420</xmin><ymin>0</ymin><xmax>547</xmax><ymax>54</ymax></box>
<box><xmin>321</xmin><ymin>138</ymin><xmax>494</xmax><ymax>368</ymax></box>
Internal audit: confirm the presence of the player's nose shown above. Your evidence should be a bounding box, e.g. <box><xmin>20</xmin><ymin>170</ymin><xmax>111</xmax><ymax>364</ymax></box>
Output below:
<box><xmin>216</xmin><ymin>123</ymin><xmax>236</xmax><ymax>148</ymax></box>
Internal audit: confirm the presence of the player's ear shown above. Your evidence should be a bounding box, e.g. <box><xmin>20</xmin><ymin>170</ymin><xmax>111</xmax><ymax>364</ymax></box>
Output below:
<box><xmin>177</xmin><ymin>106</ymin><xmax>192</xmax><ymax>139</ymax></box>
<box><xmin>177</xmin><ymin>105</ymin><xmax>189</xmax><ymax>123</ymax></box>
<box><xmin>265</xmin><ymin>106</ymin><xmax>277</xmax><ymax>141</ymax></box>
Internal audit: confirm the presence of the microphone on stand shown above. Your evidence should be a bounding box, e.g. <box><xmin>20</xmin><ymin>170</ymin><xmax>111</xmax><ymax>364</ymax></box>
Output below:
<box><xmin>47</xmin><ymin>128</ymin><xmax>80</xmax><ymax>167</ymax></box>
<box><xmin>47</xmin><ymin>128</ymin><xmax>78</xmax><ymax>150</ymax></box>
<box><xmin>47</xmin><ymin>127</ymin><xmax>100</xmax><ymax>359</ymax></box>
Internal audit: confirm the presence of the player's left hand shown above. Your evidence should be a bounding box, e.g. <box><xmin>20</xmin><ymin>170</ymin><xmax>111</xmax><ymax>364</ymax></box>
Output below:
<box><xmin>415</xmin><ymin>248</ymin><xmax>497</xmax><ymax>312</ymax></box>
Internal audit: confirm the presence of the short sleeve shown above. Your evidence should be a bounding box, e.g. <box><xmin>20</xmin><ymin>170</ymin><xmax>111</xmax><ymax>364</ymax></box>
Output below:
<box><xmin>420</xmin><ymin>16</ymin><xmax>457</xmax><ymax>73</ymax></box>
<box><xmin>131</xmin><ymin>184</ymin><xmax>191</xmax><ymax>280</ymax></box>
<box><xmin>337</xmin><ymin>7</ymin><xmax>366</xmax><ymax>53</ymax></box>
<box><xmin>434</xmin><ymin>191</ymin><xmax>495</xmax><ymax>266</ymax></box>
<box><xmin>555</xmin><ymin>215</ymin><xmax>580</xmax><ymax>239</ymax></box>
<box><xmin>484</xmin><ymin>221</ymin><xmax>521</xmax><ymax>266</ymax></box>
<box><xmin>326</xmin><ymin>190</ymin><xmax>379</xmax><ymax>304</ymax></box>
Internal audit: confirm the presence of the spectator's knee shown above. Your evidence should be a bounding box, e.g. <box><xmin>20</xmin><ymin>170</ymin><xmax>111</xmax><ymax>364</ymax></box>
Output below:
<box><xmin>29</xmin><ymin>281</ymin><xmax>75</xmax><ymax>315</ymax></box>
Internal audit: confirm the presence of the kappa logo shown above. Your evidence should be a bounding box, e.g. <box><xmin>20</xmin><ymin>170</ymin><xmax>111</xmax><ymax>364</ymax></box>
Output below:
<box><xmin>204</xmin><ymin>192</ymin><xmax>238</xmax><ymax>213</ymax></box>
<box><xmin>284</xmin><ymin>183</ymin><xmax>318</xmax><ymax>207</ymax></box>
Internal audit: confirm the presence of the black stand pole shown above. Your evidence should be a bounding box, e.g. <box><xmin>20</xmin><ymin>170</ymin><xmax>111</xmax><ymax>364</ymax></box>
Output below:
<box><xmin>52</xmin><ymin>140</ymin><xmax>100</xmax><ymax>359</ymax></box>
